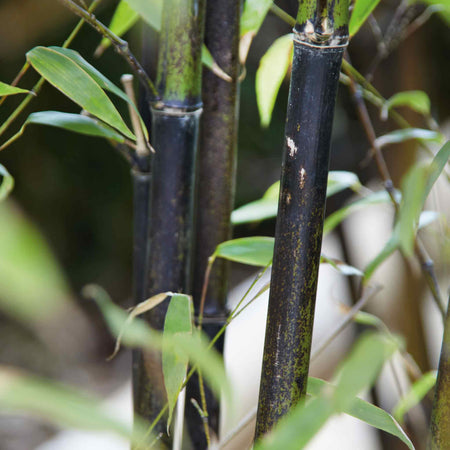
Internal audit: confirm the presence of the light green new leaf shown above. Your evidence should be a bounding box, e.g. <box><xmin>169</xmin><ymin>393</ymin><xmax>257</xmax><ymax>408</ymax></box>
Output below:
<box><xmin>0</xmin><ymin>367</ymin><xmax>151</xmax><ymax>447</ymax></box>
<box><xmin>255</xmin><ymin>333</ymin><xmax>401</xmax><ymax>450</ymax></box>
<box><xmin>0</xmin><ymin>81</ymin><xmax>30</xmax><ymax>97</ymax></box>
<box><xmin>256</xmin><ymin>34</ymin><xmax>293</xmax><ymax>127</ymax></box>
<box><xmin>163</xmin><ymin>294</ymin><xmax>193</xmax><ymax>429</ymax></box>
<box><xmin>353</xmin><ymin>311</ymin><xmax>389</xmax><ymax>332</ymax></box>
<box><xmin>26</xmin><ymin>47</ymin><xmax>134</xmax><ymax>140</ymax></box>
<box><xmin>125</xmin><ymin>0</ymin><xmax>162</xmax><ymax>30</ymax></box>
<box><xmin>0</xmin><ymin>165</ymin><xmax>14</xmax><ymax>201</ymax></box>
<box><xmin>381</xmin><ymin>91</ymin><xmax>431</xmax><ymax>120</ymax></box>
<box><xmin>214</xmin><ymin>236</ymin><xmax>274</xmax><ymax>266</ymax></box>
<box><xmin>393</xmin><ymin>371</ymin><xmax>437</xmax><ymax>424</ymax></box>
<box><xmin>308</xmin><ymin>378</ymin><xmax>414</xmax><ymax>450</ymax></box>
<box><xmin>97</xmin><ymin>1</ymin><xmax>139</xmax><ymax>55</ymax></box>
<box><xmin>0</xmin><ymin>111</ymin><xmax>126</xmax><ymax>150</ymax></box>
<box><xmin>424</xmin><ymin>141</ymin><xmax>450</xmax><ymax>199</ymax></box>
<box><xmin>375</xmin><ymin>128</ymin><xmax>442</xmax><ymax>148</ymax></box>
<box><xmin>241</xmin><ymin>0</ymin><xmax>273</xmax><ymax>36</ymax></box>
<box><xmin>231</xmin><ymin>171</ymin><xmax>361</xmax><ymax>225</ymax></box>
<box><xmin>349</xmin><ymin>0</ymin><xmax>382</xmax><ymax>36</ymax></box>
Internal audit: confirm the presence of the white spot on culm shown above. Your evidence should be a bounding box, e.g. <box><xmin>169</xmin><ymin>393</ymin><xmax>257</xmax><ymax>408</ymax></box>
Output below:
<box><xmin>299</xmin><ymin>167</ymin><xmax>307</xmax><ymax>189</ymax></box>
<box><xmin>287</xmin><ymin>137</ymin><xmax>297</xmax><ymax>157</ymax></box>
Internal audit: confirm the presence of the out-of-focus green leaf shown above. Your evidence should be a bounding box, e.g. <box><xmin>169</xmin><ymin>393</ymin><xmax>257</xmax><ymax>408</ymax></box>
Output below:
<box><xmin>321</xmin><ymin>255</ymin><xmax>363</xmax><ymax>277</ymax></box>
<box><xmin>0</xmin><ymin>367</ymin><xmax>151</xmax><ymax>447</ymax></box>
<box><xmin>0</xmin><ymin>111</ymin><xmax>126</xmax><ymax>151</ymax></box>
<box><xmin>214</xmin><ymin>237</ymin><xmax>274</xmax><ymax>267</ymax></box>
<box><xmin>256</xmin><ymin>34</ymin><xmax>293</xmax><ymax>127</ymax></box>
<box><xmin>125</xmin><ymin>0</ymin><xmax>162</xmax><ymax>30</ymax></box>
<box><xmin>353</xmin><ymin>311</ymin><xmax>389</xmax><ymax>331</ymax></box>
<box><xmin>0</xmin><ymin>81</ymin><xmax>30</xmax><ymax>97</ymax></box>
<box><xmin>241</xmin><ymin>0</ymin><xmax>273</xmax><ymax>36</ymax></box>
<box><xmin>424</xmin><ymin>141</ymin><xmax>450</xmax><ymax>199</ymax></box>
<box><xmin>26</xmin><ymin>47</ymin><xmax>134</xmax><ymax>140</ymax></box>
<box><xmin>324</xmin><ymin>190</ymin><xmax>397</xmax><ymax>235</ymax></box>
<box><xmin>308</xmin><ymin>378</ymin><xmax>414</xmax><ymax>450</ymax></box>
<box><xmin>85</xmin><ymin>286</ymin><xmax>229</xmax><ymax>402</ymax></box>
<box><xmin>231</xmin><ymin>171</ymin><xmax>361</xmax><ymax>225</ymax></box>
<box><xmin>393</xmin><ymin>371</ymin><xmax>437</xmax><ymax>424</ymax></box>
<box><xmin>97</xmin><ymin>1</ymin><xmax>139</xmax><ymax>55</ymax></box>
<box><xmin>255</xmin><ymin>333</ymin><xmax>401</xmax><ymax>450</ymax></box>
<box><xmin>417</xmin><ymin>0</ymin><xmax>450</xmax><ymax>25</ymax></box>
<box><xmin>163</xmin><ymin>294</ymin><xmax>193</xmax><ymax>429</ymax></box>
<box><xmin>381</xmin><ymin>91</ymin><xmax>431</xmax><ymax>120</ymax></box>
<box><xmin>349</xmin><ymin>0</ymin><xmax>382</xmax><ymax>36</ymax></box>
<box><xmin>0</xmin><ymin>165</ymin><xmax>14</xmax><ymax>201</ymax></box>
<box><xmin>363</xmin><ymin>234</ymin><xmax>398</xmax><ymax>282</ymax></box>
<box><xmin>0</xmin><ymin>202</ymin><xmax>72</xmax><ymax>324</ymax></box>
<box><xmin>418</xmin><ymin>211</ymin><xmax>441</xmax><ymax>229</ymax></box>
<box><xmin>375</xmin><ymin>128</ymin><xmax>442</xmax><ymax>148</ymax></box>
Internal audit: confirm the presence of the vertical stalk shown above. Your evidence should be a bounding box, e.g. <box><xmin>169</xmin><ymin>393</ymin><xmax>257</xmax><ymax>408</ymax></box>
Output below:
<box><xmin>133</xmin><ymin>0</ymin><xmax>206</xmax><ymax>443</ymax></box>
<box><xmin>429</xmin><ymin>300</ymin><xmax>450</xmax><ymax>449</ymax></box>
<box><xmin>185</xmin><ymin>0</ymin><xmax>241</xmax><ymax>447</ymax></box>
<box><xmin>255</xmin><ymin>0</ymin><xmax>349</xmax><ymax>437</ymax></box>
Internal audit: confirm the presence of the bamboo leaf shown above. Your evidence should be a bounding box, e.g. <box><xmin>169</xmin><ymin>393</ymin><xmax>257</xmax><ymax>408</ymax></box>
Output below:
<box><xmin>424</xmin><ymin>141</ymin><xmax>450</xmax><ymax>199</ymax></box>
<box><xmin>231</xmin><ymin>171</ymin><xmax>361</xmax><ymax>225</ymax></box>
<box><xmin>381</xmin><ymin>91</ymin><xmax>431</xmax><ymax>120</ymax></box>
<box><xmin>85</xmin><ymin>285</ymin><xmax>229</xmax><ymax>402</ymax></box>
<box><xmin>363</xmin><ymin>234</ymin><xmax>398</xmax><ymax>282</ymax></box>
<box><xmin>125</xmin><ymin>0</ymin><xmax>162</xmax><ymax>30</ymax></box>
<box><xmin>26</xmin><ymin>47</ymin><xmax>135</xmax><ymax>140</ymax></box>
<box><xmin>308</xmin><ymin>378</ymin><xmax>414</xmax><ymax>450</ymax></box>
<box><xmin>163</xmin><ymin>294</ymin><xmax>193</xmax><ymax>430</ymax></box>
<box><xmin>0</xmin><ymin>367</ymin><xmax>151</xmax><ymax>446</ymax></box>
<box><xmin>393</xmin><ymin>370</ymin><xmax>437</xmax><ymax>424</ymax></box>
<box><xmin>96</xmin><ymin>1</ymin><xmax>139</xmax><ymax>56</ymax></box>
<box><xmin>0</xmin><ymin>81</ymin><xmax>31</xmax><ymax>97</ymax></box>
<box><xmin>353</xmin><ymin>311</ymin><xmax>388</xmax><ymax>331</ymax></box>
<box><xmin>418</xmin><ymin>210</ymin><xmax>441</xmax><ymax>229</ymax></box>
<box><xmin>48</xmin><ymin>46</ymin><xmax>149</xmax><ymax>141</ymax></box>
<box><xmin>214</xmin><ymin>236</ymin><xmax>274</xmax><ymax>266</ymax></box>
<box><xmin>255</xmin><ymin>333</ymin><xmax>400</xmax><ymax>450</ymax></box>
<box><xmin>349</xmin><ymin>0</ymin><xmax>382</xmax><ymax>36</ymax></box>
<box><xmin>320</xmin><ymin>255</ymin><xmax>364</xmax><ymax>277</ymax></box>
<box><xmin>374</xmin><ymin>128</ymin><xmax>442</xmax><ymax>148</ymax></box>
<box><xmin>241</xmin><ymin>0</ymin><xmax>273</xmax><ymax>36</ymax></box>
<box><xmin>0</xmin><ymin>165</ymin><xmax>14</xmax><ymax>201</ymax></box>
<box><xmin>256</xmin><ymin>34</ymin><xmax>293</xmax><ymax>127</ymax></box>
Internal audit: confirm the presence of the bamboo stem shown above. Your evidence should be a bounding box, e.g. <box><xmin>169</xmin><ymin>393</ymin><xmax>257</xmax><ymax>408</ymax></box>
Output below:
<box><xmin>255</xmin><ymin>0</ymin><xmax>349</xmax><ymax>437</ymax></box>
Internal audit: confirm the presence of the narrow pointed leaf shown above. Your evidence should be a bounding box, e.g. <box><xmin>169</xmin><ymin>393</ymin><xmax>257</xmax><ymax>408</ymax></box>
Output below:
<box><xmin>381</xmin><ymin>91</ymin><xmax>431</xmax><ymax>120</ymax></box>
<box><xmin>26</xmin><ymin>47</ymin><xmax>134</xmax><ymax>140</ymax></box>
<box><xmin>0</xmin><ymin>165</ymin><xmax>14</xmax><ymax>201</ymax></box>
<box><xmin>256</xmin><ymin>34</ymin><xmax>293</xmax><ymax>127</ymax></box>
<box><xmin>374</xmin><ymin>128</ymin><xmax>442</xmax><ymax>148</ymax></box>
<box><xmin>424</xmin><ymin>141</ymin><xmax>450</xmax><ymax>199</ymax></box>
<box><xmin>214</xmin><ymin>237</ymin><xmax>274</xmax><ymax>266</ymax></box>
<box><xmin>241</xmin><ymin>0</ymin><xmax>273</xmax><ymax>36</ymax></box>
<box><xmin>0</xmin><ymin>81</ymin><xmax>31</xmax><ymax>97</ymax></box>
<box><xmin>125</xmin><ymin>0</ymin><xmax>162</xmax><ymax>30</ymax></box>
<box><xmin>393</xmin><ymin>370</ymin><xmax>437</xmax><ymax>424</ymax></box>
<box><xmin>327</xmin><ymin>171</ymin><xmax>362</xmax><ymax>197</ymax></box>
<box><xmin>349</xmin><ymin>0</ymin><xmax>382</xmax><ymax>36</ymax></box>
<box><xmin>163</xmin><ymin>294</ymin><xmax>193</xmax><ymax>429</ymax></box>
<box><xmin>320</xmin><ymin>255</ymin><xmax>363</xmax><ymax>276</ymax></box>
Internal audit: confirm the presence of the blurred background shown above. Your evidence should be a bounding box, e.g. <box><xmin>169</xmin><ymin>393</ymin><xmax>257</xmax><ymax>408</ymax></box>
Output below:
<box><xmin>0</xmin><ymin>0</ymin><xmax>448</xmax><ymax>448</ymax></box>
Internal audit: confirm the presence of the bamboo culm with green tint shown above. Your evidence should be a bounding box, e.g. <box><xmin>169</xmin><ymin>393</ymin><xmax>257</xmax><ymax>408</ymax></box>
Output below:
<box><xmin>255</xmin><ymin>0</ymin><xmax>349</xmax><ymax>437</ymax></box>
<box><xmin>184</xmin><ymin>0</ymin><xmax>241</xmax><ymax>447</ymax></box>
<box><xmin>132</xmin><ymin>0</ymin><xmax>206</xmax><ymax>444</ymax></box>
<box><xmin>429</xmin><ymin>300</ymin><xmax>450</xmax><ymax>448</ymax></box>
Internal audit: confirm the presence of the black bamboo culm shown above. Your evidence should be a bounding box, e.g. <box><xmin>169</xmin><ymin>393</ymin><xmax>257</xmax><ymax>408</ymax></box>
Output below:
<box><xmin>429</xmin><ymin>298</ymin><xmax>450</xmax><ymax>448</ymax></box>
<box><xmin>185</xmin><ymin>0</ymin><xmax>241</xmax><ymax>447</ymax></box>
<box><xmin>132</xmin><ymin>0</ymin><xmax>206</xmax><ymax>444</ymax></box>
<box><xmin>255</xmin><ymin>0</ymin><xmax>349</xmax><ymax>437</ymax></box>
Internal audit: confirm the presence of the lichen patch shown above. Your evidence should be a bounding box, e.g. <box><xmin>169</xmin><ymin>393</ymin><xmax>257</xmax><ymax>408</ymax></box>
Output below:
<box><xmin>287</xmin><ymin>137</ymin><xmax>297</xmax><ymax>157</ymax></box>
<box><xmin>299</xmin><ymin>167</ymin><xmax>307</xmax><ymax>189</ymax></box>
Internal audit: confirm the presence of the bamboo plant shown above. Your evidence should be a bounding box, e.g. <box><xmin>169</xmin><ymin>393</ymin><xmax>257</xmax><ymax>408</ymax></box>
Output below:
<box><xmin>255</xmin><ymin>0</ymin><xmax>349</xmax><ymax>437</ymax></box>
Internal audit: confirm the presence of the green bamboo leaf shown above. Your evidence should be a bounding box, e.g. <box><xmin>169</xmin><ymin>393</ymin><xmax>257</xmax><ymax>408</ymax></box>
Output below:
<box><xmin>26</xmin><ymin>47</ymin><xmax>134</xmax><ymax>140</ymax></box>
<box><xmin>0</xmin><ymin>111</ymin><xmax>126</xmax><ymax>151</ymax></box>
<box><xmin>308</xmin><ymin>378</ymin><xmax>414</xmax><ymax>450</ymax></box>
<box><xmin>125</xmin><ymin>0</ymin><xmax>162</xmax><ymax>30</ymax></box>
<box><xmin>163</xmin><ymin>294</ymin><xmax>193</xmax><ymax>429</ymax></box>
<box><xmin>214</xmin><ymin>237</ymin><xmax>274</xmax><ymax>266</ymax></box>
<box><xmin>353</xmin><ymin>311</ymin><xmax>389</xmax><ymax>331</ymax></box>
<box><xmin>241</xmin><ymin>0</ymin><xmax>273</xmax><ymax>36</ymax></box>
<box><xmin>349</xmin><ymin>0</ymin><xmax>382</xmax><ymax>37</ymax></box>
<box><xmin>231</xmin><ymin>171</ymin><xmax>361</xmax><ymax>225</ymax></box>
<box><xmin>320</xmin><ymin>255</ymin><xmax>363</xmax><ymax>277</ymax></box>
<box><xmin>0</xmin><ymin>81</ymin><xmax>31</xmax><ymax>97</ymax></box>
<box><xmin>48</xmin><ymin>46</ymin><xmax>149</xmax><ymax>141</ymax></box>
<box><xmin>375</xmin><ymin>128</ymin><xmax>442</xmax><ymax>148</ymax></box>
<box><xmin>381</xmin><ymin>91</ymin><xmax>431</xmax><ymax>120</ymax></box>
<box><xmin>424</xmin><ymin>141</ymin><xmax>450</xmax><ymax>199</ymax></box>
<box><xmin>393</xmin><ymin>371</ymin><xmax>437</xmax><ymax>424</ymax></box>
<box><xmin>0</xmin><ymin>367</ymin><xmax>151</xmax><ymax>446</ymax></box>
<box><xmin>0</xmin><ymin>165</ymin><xmax>14</xmax><ymax>201</ymax></box>
<box><xmin>85</xmin><ymin>286</ymin><xmax>229</xmax><ymax>402</ymax></box>
<box><xmin>256</xmin><ymin>34</ymin><xmax>293</xmax><ymax>127</ymax></box>
<box><xmin>97</xmin><ymin>1</ymin><xmax>139</xmax><ymax>55</ymax></box>
<box><xmin>363</xmin><ymin>234</ymin><xmax>398</xmax><ymax>282</ymax></box>
<box><xmin>255</xmin><ymin>333</ymin><xmax>400</xmax><ymax>450</ymax></box>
